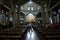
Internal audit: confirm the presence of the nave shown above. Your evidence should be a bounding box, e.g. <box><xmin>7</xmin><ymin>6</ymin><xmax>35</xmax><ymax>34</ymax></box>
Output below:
<box><xmin>0</xmin><ymin>0</ymin><xmax>60</xmax><ymax>40</ymax></box>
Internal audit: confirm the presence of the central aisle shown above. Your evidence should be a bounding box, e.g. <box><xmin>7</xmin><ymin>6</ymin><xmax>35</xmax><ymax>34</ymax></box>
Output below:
<box><xmin>25</xmin><ymin>27</ymin><xmax>40</xmax><ymax>40</ymax></box>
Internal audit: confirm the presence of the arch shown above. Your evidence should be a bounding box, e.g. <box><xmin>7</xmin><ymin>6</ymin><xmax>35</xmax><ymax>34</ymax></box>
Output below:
<box><xmin>36</xmin><ymin>12</ymin><xmax>42</xmax><ymax>24</ymax></box>
<box><xmin>26</xmin><ymin>13</ymin><xmax>35</xmax><ymax>22</ymax></box>
<box><xmin>36</xmin><ymin>12</ymin><xmax>42</xmax><ymax>18</ymax></box>
<box><xmin>20</xmin><ymin>12</ymin><xmax>25</xmax><ymax>18</ymax></box>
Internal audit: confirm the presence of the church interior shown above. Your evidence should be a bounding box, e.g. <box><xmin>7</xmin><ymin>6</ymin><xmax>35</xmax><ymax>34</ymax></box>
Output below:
<box><xmin>0</xmin><ymin>0</ymin><xmax>60</xmax><ymax>40</ymax></box>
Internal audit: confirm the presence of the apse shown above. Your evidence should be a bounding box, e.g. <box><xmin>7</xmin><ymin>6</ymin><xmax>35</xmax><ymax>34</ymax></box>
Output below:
<box><xmin>26</xmin><ymin>14</ymin><xmax>35</xmax><ymax>22</ymax></box>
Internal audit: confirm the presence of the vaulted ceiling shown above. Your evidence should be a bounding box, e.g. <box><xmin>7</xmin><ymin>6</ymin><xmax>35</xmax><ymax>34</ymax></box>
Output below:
<box><xmin>0</xmin><ymin>0</ymin><xmax>60</xmax><ymax>11</ymax></box>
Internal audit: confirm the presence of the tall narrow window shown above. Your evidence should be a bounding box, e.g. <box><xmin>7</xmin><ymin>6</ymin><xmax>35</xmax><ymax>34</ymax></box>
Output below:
<box><xmin>15</xmin><ymin>8</ymin><xmax>17</xmax><ymax>12</ymax></box>
<box><xmin>15</xmin><ymin>5</ymin><xmax>18</xmax><ymax>12</ymax></box>
<box><xmin>58</xmin><ymin>9</ymin><xmax>60</xmax><ymax>13</ymax></box>
<box><xmin>28</xmin><ymin>6</ymin><xmax>30</xmax><ymax>10</ymax></box>
<box><xmin>2</xmin><ymin>10</ymin><xmax>4</xmax><ymax>13</ymax></box>
<box><xmin>37</xmin><ymin>6</ymin><xmax>40</xmax><ymax>10</ymax></box>
<box><xmin>21</xmin><ymin>6</ymin><xmax>24</xmax><ymax>10</ymax></box>
<box><xmin>31</xmin><ymin>6</ymin><xmax>33</xmax><ymax>10</ymax></box>
<box><xmin>10</xmin><ymin>16</ymin><xmax>13</xmax><ymax>21</ymax></box>
<box><xmin>49</xmin><ymin>17</ymin><xmax>53</xmax><ymax>24</ymax></box>
<box><xmin>37</xmin><ymin>6</ymin><xmax>41</xmax><ymax>10</ymax></box>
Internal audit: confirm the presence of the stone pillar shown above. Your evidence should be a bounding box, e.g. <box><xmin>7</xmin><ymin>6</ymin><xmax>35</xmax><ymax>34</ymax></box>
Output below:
<box><xmin>41</xmin><ymin>5</ymin><xmax>46</xmax><ymax>26</ymax></box>
<box><xmin>41</xmin><ymin>2</ymin><xmax>49</xmax><ymax>27</ymax></box>
<box><xmin>16</xmin><ymin>5</ymin><xmax>20</xmax><ymax>26</ymax></box>
<box><xmin>12</xmin><ymin>4</ymin><xmax>20</xmax><ymax>27</ymax></box>
<box><xmin>9</xmin><ymin>0</ymin><xmax>19</xmax><ymax>27</ymax></box>
<box><xmin>45</xmin><ymin>8</ymin><xmax>49</xmax><ymax>27</ymax></box>
<box><xmin>11</xmin><ymin>4</ymin><xmax>17</xmax><ymax>27</ymax></box>
<box><xmin>12</xmin><ymin>10</ymin><xmax>17</xmax><ymax>27</ymax></box>
<box><xmin>57</xmin><ymin>14</ymin><xmax>59</xmax><ymax>23</ymax></box>
<box><xmin>0</xmin><ymin>6</ymin><xmax>1</xmax><ymax>12</ymax></box>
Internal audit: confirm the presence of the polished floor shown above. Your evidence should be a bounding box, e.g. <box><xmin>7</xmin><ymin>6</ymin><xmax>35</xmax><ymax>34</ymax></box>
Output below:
<box><xmin>25</xmin><ymin>27</ymin><xmax>40</xmax><ymax>40</ymax></box>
